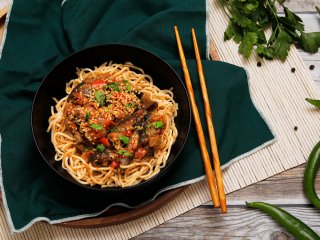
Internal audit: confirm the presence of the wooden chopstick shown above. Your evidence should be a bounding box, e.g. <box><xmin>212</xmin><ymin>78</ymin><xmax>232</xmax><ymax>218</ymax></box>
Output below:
<box><xmin>174</xmin><ymin>26</ymin><xmax>220</xmax><ymax>208</ymax></box>
<box><xmin>191</xmin><ymin>28</ymin><xmax>227</xmax><ymax>213</ymax></box>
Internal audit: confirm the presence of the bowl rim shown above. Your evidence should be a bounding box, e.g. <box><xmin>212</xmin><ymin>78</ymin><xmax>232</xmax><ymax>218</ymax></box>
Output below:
<box><xmin>31</xmin><ymin>43</ymin><xmax>191</xmax><ymax>192</ymax></box>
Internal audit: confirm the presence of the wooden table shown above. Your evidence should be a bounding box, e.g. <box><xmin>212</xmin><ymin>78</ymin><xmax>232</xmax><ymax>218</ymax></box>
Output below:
<box><xmin>135</xmin><ymin>1</ymin><xmax>320</xmax><ymax>239</ymax></box>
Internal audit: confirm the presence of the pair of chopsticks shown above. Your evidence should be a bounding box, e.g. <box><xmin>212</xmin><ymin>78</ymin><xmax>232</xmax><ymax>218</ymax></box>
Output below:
<box><xmin>174</xmin><ymin>26</ymin><xmax>227</xmax><ymax>213</ymax></box>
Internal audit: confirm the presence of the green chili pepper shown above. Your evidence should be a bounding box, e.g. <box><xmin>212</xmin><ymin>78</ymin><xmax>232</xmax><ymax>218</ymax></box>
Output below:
<box><xmin>306</xmin><ymin>98</ymin><xmax>320</xmax><ymax>108</ymax></box>
<box><xmin>246</xmin><ymin>202</ymin><xmax>320</xmax><ymax>240</ymax></box>
<box><xmin>304</xmin><ymin>141</ymin><xmax>320</xmax><ymax>209</ymax></box>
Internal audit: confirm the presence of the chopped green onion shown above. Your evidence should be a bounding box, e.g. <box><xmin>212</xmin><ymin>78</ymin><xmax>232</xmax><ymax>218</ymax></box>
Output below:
<box><xmin>119</xmin><ymin>135</ymin><xmax>130</xmax><ymax>144</ymax></box>
<box><xmin>96</xmin><ymin>144</ymin><xmax>105</xmax><ymax>152</ymax></box>
<box><xmin>106</xmin><ymin>82</ymin><xmax>120</xmax><ymax>92</ymax></box>
<box><xmin>90</xmin><ymin>124</ymin><xmax>103</xmax><ymax>130</ymax></box>
<box><xmin>95</xmin><ymin>90</ymin><xmax>106</xmax><ymax>106</ymax></box>
<box><xmin>124</xmin><ymin>80</ymin><xmax>131</xmax><ymax>92</ymax></box>
<box><xmin>85</xmin><ymin>112</ymin><xmax>91</xmax><ymax>122</ymax></box>
<box><xmin>153</xmin><ymin>121</ymin><xmax>164</xmax><ymax>129</ymax></box>
<box><xmin>117</xmin><ymin>150</ymin><xmax>131</xmax><ymax>157</ymax></box>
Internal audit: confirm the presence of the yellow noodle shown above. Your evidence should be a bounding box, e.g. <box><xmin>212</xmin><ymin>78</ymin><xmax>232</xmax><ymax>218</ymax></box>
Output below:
<box><xmin>48</xmin><ymin>62</ymin><xmax>178</xmax><ymax>188</ymax></box>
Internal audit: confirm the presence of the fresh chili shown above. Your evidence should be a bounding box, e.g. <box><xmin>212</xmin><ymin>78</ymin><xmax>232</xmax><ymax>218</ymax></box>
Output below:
<box><xmin>304</xmin><ymin>141</ymin><xmax>320</xmax><ymax>209</ymax></box>
<box><xmin>246</xmin><ymin>202</ymin><xmax>320</xmax><ymax>240</ymax></box>
<box><xmin>110</xmin><ymin>161</ymin><xmax>119</xmax><ymax>169</ymax></box>
<box><xmin>91</xmin><ymin>79</ymin><xmax>105</xmax><ymax>86</ymax></box>
<box><xmin>135</xmin><ymin>147</ymin><xmax>147</xmax><ymax>160</ymax></box>
<box><xmin>99</xmin><ymin>137</ymin><xmax>110</xmax><ymax>147</ymax></box>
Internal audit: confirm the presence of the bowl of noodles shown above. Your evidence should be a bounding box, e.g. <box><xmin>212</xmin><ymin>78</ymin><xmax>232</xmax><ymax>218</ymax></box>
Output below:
<box><xmin>32</xmin><ymin>44</ymin><xmax>191</xmax><ymax>192</ymax></box>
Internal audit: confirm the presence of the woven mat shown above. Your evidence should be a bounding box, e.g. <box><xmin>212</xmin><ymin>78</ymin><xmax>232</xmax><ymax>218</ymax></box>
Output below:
<box><xmin>0</xmin><ymin>0</ymin><xmax>319</xmax><ymax>239</ymax></box>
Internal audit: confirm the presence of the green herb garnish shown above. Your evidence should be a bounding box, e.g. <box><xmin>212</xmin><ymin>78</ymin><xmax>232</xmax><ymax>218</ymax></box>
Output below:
<box><xmin>119</xmin><ymin>135</ymin><xmax>130</xmax><ymax>144</ymax></box>
<box><xmin>84</xmin><ymin>146</ymin><xmax>91</xmax><ymax>152</ymax></box>
<box><xmin>117</xmin><ymin>150</ymin><xmax>131</xmax><ymax>157</ymax></box>
<box><xmin>96</xmin><ymin>144</ymin><xmax>105</xmax><ymax>152</ymax></box>
<box><xmin>106</xmin><ymin>82</ymin><xmax>120</xmax><ymax>92</ymax></box>
<box><xmin>220</xmin><ymin>0</ymin><xmax>320</xmax><ymax>61</ymax></box>
<box><xmin>153</xmin><ymin>121</ymin><xmax>164</xmax><ymax>129</ymax></box>
<box><xmin>85</xmin><ymin>112</ymin><xmax>91</xmax><ymax>122</ymax></box>
<box><xmin>95</xmin><ymin>90</ymin><xmax>106</xmax><ymax>106</ymax></box>
<box><xmin>124</xmin><ymin>80</ymin><xmax>131</xmax><ymax>92</ymax></box>
<box><xmin>90</xmin><ymin>124</ymin><xmax>103</xmax><ymax>130</ymax></box>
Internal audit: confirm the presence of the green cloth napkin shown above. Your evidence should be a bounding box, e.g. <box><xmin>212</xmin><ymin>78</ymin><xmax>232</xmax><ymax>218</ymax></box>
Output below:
<box><xmin>0</xmin><ymin>0</ymin><xmax>274</xmax><ymax>232</ymax></box>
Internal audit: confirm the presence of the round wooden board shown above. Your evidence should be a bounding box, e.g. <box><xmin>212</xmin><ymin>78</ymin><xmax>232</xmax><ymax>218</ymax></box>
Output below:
<box><xmin>56</xmin><ymin>186</ymin><xmax>186</xmax><ymax>228</ymax></box>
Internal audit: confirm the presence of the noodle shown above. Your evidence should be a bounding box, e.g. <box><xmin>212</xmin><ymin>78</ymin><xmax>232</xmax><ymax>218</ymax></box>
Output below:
<box><xmin>47</xmin><ymin>62</ymin><xmax>178</xmax><ymax>188</ymax></box>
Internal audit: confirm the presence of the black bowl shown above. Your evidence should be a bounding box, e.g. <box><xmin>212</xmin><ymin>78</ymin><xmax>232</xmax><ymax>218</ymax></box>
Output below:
<box><xmin>31</xmin><ymin>44</ymin><xmax>191</xmax><ymax>192</ymax></box>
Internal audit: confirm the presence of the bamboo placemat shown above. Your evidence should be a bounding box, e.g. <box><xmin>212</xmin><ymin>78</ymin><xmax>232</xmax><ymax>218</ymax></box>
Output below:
<box><xmin>0</xmin><ymin>0</ymin><xmax>319</xmax><ymax>239</ymax></box>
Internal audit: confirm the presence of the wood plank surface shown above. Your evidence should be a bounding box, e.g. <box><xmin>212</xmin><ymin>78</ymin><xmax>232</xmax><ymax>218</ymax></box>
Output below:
<box><xmin>135</xmin><ymin>165</ymin><xmax>320</xmax><ymax>239</ymax></box>
<box><xmin>277</xmin><ymin>0</ymin><xmax>320</xmax><ymax>13</ymax></box>
<box><xmin>135</xmin><ymin>207</ymin><xmax>320</xmax><ymax>239</ymax></box>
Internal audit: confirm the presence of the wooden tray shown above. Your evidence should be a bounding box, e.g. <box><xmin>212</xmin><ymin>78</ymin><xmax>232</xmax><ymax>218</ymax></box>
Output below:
<box><xmin>0</xmin><ymin>5</ymin><xmax>188</xmax><ymax>228</ymax></box>
<box><xmin>57</xmin><ymin>187</ymin><xmax>186</xmax><ymax>228</ymax></box>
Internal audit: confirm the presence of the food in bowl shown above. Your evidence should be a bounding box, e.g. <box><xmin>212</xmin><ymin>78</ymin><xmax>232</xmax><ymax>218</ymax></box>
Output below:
<box><xmin>47</xmin><ymin>62</ymin><xmax>178</xmax><ymax>188</ymax></box>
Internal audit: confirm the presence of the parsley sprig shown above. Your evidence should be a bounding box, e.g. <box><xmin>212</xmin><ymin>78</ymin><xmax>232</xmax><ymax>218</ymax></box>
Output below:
<box><xmin>220</xmin><ymin>0</ymin><xmax>320</xmax><ymax>61</ymax></box>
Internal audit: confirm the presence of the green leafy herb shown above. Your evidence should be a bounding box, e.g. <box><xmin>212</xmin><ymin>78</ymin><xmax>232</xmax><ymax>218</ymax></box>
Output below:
<box><xmin>124</xmin><ymin>80</ymin><xmax>131</xmax><ymax>92</ymax></box>
<box><xmin>273</xmin><ymin>28</ymin><xmax>292</xmax><ymax>62</ymax></box>
<box><xmin>306</xmin><ymin>98</ymin><xmax>320</xmax><ymax>108</ymax></box>
<box><xmin>239</xmin><ymin>32</ymin><xmax>258</xmax><ymax>58</ymax></box>
<box><xmin>300</xmin><ymin>32</ymin><xmax>320</xmax><ymax>53</ymax></box>
<box><xmin>90</xmin><ymin>124</ymin><xmax>103</xmax><ymax>130</ymax></box>
<box><xmin>95</xmin><ymin>90</ymin><xmax>106</xmax><ymax>106</ymax></box>
<box><xmin>85</xmin><ymin>112</ymin><xmax>91</xmax><ymax>122</ymax></box>
<box><xmin>119</xmin><ymin>135</ymin><xmax>130</xmax><ymax>144</ymax></box>
<box><xmin>106</xmin><ymin>82</ymin><xmax>120</xmax><ymax>92</ymax></box>
<box><xmin>117</xmin><ymin>150</ymin><xmax>131</xmax><ymax>157</ymax></box>
<box><xmin>219</xmin><ymin>0</ymin><xmax>320</xmax><ymax>61</ymax></box>
<box><xmin>96</xmin><ymin>144</ymin><xmax>105</xmax><ymax>152</ymax></box>
<box><xmin>153</xmin><ymin>121</ymin><xmax>164</xmax><ymax>129</ymax></box>
<box><xmin>85</xmin><ymin>146</ymin><xmax>91</xmax><ymax>152</ymax></box>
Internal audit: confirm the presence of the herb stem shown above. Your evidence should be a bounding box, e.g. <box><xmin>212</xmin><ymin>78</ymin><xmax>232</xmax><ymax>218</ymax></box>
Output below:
<box><xmin>266</xmin><ymin>0</ymin><xmax>279</xmax><ymax>28</ymax></box>
<box><xmin>265</xmin><ymin>0</ymin><xmax>280</xmax><ymax>45</ymax></box>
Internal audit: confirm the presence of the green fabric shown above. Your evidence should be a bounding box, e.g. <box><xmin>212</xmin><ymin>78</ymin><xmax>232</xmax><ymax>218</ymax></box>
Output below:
<box><xmin>0</xmin><ymin>0</ymin><xmax>274</xmax><ymax>231</ymax></box>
